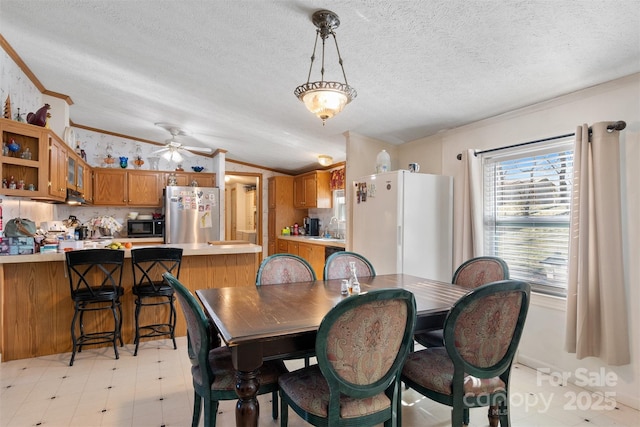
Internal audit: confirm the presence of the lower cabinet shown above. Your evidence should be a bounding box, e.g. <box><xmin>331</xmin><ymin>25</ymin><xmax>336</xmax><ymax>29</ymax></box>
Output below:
<box><xmin>277</xmin><ymin>238</ymin><xmax>326</xmax><ymax>278</ymax></box>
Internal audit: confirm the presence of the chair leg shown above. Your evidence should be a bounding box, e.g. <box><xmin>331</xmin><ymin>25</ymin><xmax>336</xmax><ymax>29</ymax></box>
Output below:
<box><xmin>498</xmin><ymin>402</ymin><xmax>510</xmax><ymax>427</ymax></box>
<box><xmin>463</xmin><ymin>408</ymin><xmax>470</xmax><ymax>426</ymax></box>
<box><xmin>110</xmin><ymin>303</ymin><xmax>120</xmax><ymax>360</ymax></box>
<box><xmin>133</xmin><ymin>298</ymin><xmax>141</xmax><ymax>356</ymax></box>
<box><xmin>203</xmin><ymin>399</ymin><xmax>218</xmax><ymax>427</ymax></box>
<box><xmin>192</xmin><ymin>392</ymin><xmax>202</xmax><ymax>427</ymax></box>
<box><xmin>280</xmin><ymin>392</ymin><xmax>288</xmax><ymax>427</ymax></box>
<box><xmin>272</xmin><ymin>390</ymin><xmax>278</xmax><ymax>420</ymax></box>
<box><xmin>169</xmin><ymin>295</ymin><xmax>177</xmax><ymax>350</ymax></box>
<box><xmin>488</xmin><ymin>405</ymin><xmax>500</xmax><ymax>427</ymax></box>
<box><xmin>69</xmin><ymin>306</ymin><xmax>80</xmax><ymax>366</ymax></box>
<box><xmin>117</xmin><ymin>302</ymin><xmax>124</xmax><ymax>346</ymax></box>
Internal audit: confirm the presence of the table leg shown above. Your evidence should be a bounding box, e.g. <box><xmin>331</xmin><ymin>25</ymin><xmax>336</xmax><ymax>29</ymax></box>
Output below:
<box><xmin>235</xmin><ymin>368</ymin><xmax>260</xmax><ymax>427</ymax></box>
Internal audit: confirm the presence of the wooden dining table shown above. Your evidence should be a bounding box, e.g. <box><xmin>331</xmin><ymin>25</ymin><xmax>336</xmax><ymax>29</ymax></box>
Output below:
<box><xmin>196</xmin><ymin>273</ymin><xmax>470</xmax><ymax>427</ymax></box>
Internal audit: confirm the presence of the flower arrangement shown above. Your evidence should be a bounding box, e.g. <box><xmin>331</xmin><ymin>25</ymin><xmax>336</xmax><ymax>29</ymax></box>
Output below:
<box><xmin>85</xmin><ymin>216</ymin><xmax>122</xmax><ymax>237</ymax></box>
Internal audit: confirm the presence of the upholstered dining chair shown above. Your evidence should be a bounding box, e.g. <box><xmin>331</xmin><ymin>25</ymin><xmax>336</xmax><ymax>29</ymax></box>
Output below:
<box><xmin>65</xmin><ymin>249</ymin><xmax>125</xmax><ymax>366</ymax></box>
<box><xmin>256</xmin><ymin>253</ymin><xmax>317</xmax><ymax>366</ymax></box>
<box><xmin>323</xmin><ymin>250</ymin><xmax>376</xmax><ymax>280</ymax></box>
<box><xmin>131</xmin><ymin>247</ymin><xmax>183</xmax><ymax>356</ymax></box>
<box><xmin>278</xmin><ymin>288</ymin><xmax>417</xmax><ymax>427</ymax></box>
<box><xmin>414</xmin><ymin>256</ymin><xmax>509</xmax><ymax>348</ymax></box>
<box><xmin>163</xmin><ymin>272</ymin><xmax>287</xmax><ymax>427</ymax></box>
<box><xmin>256</xmin><ymin>253</ymin><xmax>316</xmax><ymax>285</ymax></box>
<box><xmin>402</xmin><ymin>280</ymin><xmax>530</xmax><ymax>427</ymax></box>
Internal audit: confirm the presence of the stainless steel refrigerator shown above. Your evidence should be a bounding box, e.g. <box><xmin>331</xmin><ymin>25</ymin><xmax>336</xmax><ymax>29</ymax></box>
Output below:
<box><xmin>352</xmin><ymin>170</ymin><xmax>453</xmax><ymax>282</ymax></box>
<box><xmin>164</xmin><ymin>186</ymin><xmax>220</xmax><ymax>244</ymax></box>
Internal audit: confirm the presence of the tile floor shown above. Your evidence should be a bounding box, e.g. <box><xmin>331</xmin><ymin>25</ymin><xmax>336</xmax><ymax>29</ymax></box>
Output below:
<box><xmin>1</xmin><ymin>337</ymin><xmax>638</xmax><ymax>426</ymax></box>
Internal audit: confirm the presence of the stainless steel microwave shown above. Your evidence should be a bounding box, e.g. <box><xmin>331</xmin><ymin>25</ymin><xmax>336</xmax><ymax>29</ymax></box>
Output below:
<box><xmin>127</xmin><ymin>220</ymin><xmax>164</xmax><ymax>238</ymax></box>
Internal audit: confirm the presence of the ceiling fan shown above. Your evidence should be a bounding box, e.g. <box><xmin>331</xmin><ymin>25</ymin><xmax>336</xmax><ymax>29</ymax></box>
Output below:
<box><xmin>153</xmin><ymin>122</ymin><xmax>214</xmax><ymax>160</ymax></box>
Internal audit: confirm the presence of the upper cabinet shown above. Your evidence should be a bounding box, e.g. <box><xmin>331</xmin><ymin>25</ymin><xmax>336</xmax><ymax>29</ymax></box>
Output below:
<box><xmin>0</xmin><ymin>118</ymin><xmax>49</xmax><ymax>197</ymax></box>
<box><xmin>165</xmin><ymin>171</ymin><xmax>216</xmax><ymax>187</ymax></box>
<box><xmin>93</xmin><ymin>168</ymin><xmax>164</xmax><ymax>207</ymax></box>
<box><xmin>47</xmin><ymin>133</ymin><xmax>68</xmax><ymax>201</ymax></box>
<box><xmin>293</xmin><ymin>171</ymin><xmax>331</xmax><ymax>209</ymax></box>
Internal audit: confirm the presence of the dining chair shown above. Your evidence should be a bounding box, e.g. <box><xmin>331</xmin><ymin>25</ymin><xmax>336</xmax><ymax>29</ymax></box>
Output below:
<box><xmin>163</xmin><ymin>272</ymin><xmax>287</xmax><ymax>427</ymax></box>
<box><xmin>256</xmin><ymin>253</ymin><xmax>317</xmax><ymax>285</ymax></box>
<box><xmin>131</xmin><ymin>247</ymin><xmax>183</xmax><ymax>356</ymax></box>
<box><xmin>414</xmin><ymin>256</ymin><xmax>509</xmax><ymax>348</ymax></box>
<box><xmin>322</xmin><ymin>250</ymin><xmax>376</xmax><ymax>280</ymax></box>
<box><xmin>65</xmin><ymin>249</ymin><xmax>125</xmax><ymax>366</ymax></box>
<box><xmin>256</xmin><ymin>253</ymin><xmax>317</xmax><ymax>366</ymax></box>
<box><xmin>278</xmin><ymin>288</ymin><xmax>417</xmax><ymax>427</ymax></box>
<box><xmin>402</xmin><ymin>280</ymin><xmax>530</xmax><ymax>427</ymax></box>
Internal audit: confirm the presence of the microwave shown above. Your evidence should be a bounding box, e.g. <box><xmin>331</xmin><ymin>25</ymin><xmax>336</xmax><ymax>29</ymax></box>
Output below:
<box><xmin>127</xmin><ymin>220</ymin><xmax>164</xmax><ymax>238</ymax></box>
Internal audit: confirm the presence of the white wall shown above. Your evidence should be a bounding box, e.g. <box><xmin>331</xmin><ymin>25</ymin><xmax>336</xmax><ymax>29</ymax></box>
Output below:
<box><xmin>348</xmin><ymin>74</ymin><xmax>640</xmax><ymax>409</ymax></box>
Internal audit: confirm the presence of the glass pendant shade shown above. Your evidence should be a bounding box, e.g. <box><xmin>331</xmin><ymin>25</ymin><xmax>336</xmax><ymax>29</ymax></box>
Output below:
<box><xmin>301</xmin><ymin>85</ymin><xmax>350</xmax><ymax>121</ymax></box>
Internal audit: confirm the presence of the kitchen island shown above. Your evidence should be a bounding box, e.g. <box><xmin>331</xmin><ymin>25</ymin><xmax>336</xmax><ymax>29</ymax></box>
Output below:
<box><xmin>0</xmin><ymin>241</ymin><xmax>262</xmax><ymax>361</ymax></box>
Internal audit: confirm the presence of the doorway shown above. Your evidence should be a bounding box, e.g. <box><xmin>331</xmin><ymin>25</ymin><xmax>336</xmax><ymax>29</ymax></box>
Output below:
<box><xmin>224</xmin><ymin>173</ymin><xmax>262</xmax><ymax>245</ymax></box>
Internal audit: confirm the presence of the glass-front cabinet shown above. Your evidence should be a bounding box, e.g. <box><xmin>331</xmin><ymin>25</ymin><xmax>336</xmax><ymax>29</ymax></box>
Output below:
<box><xmin>0</xmin><ymin>118</ymin><xmax>48</xmax><ymax>197</ymax></box>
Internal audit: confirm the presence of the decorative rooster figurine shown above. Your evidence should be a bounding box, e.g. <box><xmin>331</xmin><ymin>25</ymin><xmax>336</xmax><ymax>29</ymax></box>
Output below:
<box><xmin>26</xmin><ymin>104</ymin><xmax>50</xmax><ymax>127</ymax></box>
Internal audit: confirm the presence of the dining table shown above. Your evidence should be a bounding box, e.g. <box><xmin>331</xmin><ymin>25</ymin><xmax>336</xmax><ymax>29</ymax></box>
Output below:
<box><xmin>196</xmin><ymin>273</ymin><xmax>470</xmax><ymax>427</ymax></box>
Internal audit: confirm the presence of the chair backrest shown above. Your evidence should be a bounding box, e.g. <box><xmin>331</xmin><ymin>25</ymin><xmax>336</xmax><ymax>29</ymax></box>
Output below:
<box><xmin>443</xmin><ymin>280</ymin><xmax>530</xmax><ymax>380</ymax></box>
<box><xmin>132</xmin><ymin>247</ymin><xmax>183</xmax><ymax>290</ymax></box>
<box><xmin>316</xmin><ymin>289</ymin><xmax>416</xmax><ymax>408</ymax></box>
<box><xmin>452</xmin><ymin>256</ymin><xmax>509</xmax><ymax>289</ymax></box>
<box><xmin>66</xmin><ymin>249</ymin><xmax>124</xmax><ymax>297</ymax></box>
<box><xmin>323</xmin><ymin>251</ymin><xmax>376</xmax><ymax>280</ymax></box>
<box><xmin>256</xmin><ymin>253</ymin><xmax>316</xmax><ymax>286</ymax></box>
<box><xmin>163</xmin><ymin>273</ymin><xmax>214</xmax><ymax>381</ymax></box>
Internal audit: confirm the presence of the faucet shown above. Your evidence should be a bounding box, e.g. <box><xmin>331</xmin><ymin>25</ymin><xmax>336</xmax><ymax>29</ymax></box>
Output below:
<box><xmin>329</xmin><ymin>217</ymin><xmax>341</xmax><ymax>239</ymax></box>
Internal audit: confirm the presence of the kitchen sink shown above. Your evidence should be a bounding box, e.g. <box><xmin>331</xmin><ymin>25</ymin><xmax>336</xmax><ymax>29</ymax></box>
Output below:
<box><xmin>306</xmin><ymin>236</ymin><xmax>345</xmax><ymax>243</ymax></box>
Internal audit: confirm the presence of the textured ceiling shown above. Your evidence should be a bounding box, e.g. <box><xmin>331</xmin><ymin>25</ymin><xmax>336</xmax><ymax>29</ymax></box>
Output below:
<box><xmin>1</xmin><ymin>1</ymin><xmax>639</xmax><ymax>174</ymax></box>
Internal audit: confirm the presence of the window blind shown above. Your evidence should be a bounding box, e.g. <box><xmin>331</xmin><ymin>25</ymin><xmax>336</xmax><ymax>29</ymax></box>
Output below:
<box><xmin>483</xmin><ymin>139</ymin><xmax>574</xmax><ymax>296</ymax></box>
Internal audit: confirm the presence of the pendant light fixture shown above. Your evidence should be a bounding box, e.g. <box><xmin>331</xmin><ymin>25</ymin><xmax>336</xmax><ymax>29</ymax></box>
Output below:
<box><xmin>294</xmin><ymin>9</ymin><xmax>357</xmax><ymax>125</ymax></box>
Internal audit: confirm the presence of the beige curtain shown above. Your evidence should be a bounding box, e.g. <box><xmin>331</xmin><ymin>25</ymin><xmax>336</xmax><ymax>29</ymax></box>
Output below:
<box><xmin>565</xmin><ymin>122</ymin><xmax>630</xmax><ymax>366</ymax></box>
<box><xmin>455</xmin><ymin>149</ymin><xmax>483</xmax><ymax>268</ymax></box>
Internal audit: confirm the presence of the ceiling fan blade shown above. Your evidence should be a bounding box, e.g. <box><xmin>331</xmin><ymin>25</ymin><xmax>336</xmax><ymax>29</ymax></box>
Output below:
<box><xmin>181</xmin><ymin>145</ymin><xmax>213</xmax><ymax>154</ymax></box>
<box><xmin>179</xmin><ymin>150</ymin><xmax>195</xmax><ymax>157</ymax></box>
<box><xmin>153</xmin><ymin>147</ymin><xmax>170</xmax><ymax>154</ymax></box>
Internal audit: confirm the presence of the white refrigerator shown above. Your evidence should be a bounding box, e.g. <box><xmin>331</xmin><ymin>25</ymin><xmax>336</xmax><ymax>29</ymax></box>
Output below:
<box><xmin>352</xmin><ymin>170</ymin><xmax>453</xmax><ymax>282</ymax></box>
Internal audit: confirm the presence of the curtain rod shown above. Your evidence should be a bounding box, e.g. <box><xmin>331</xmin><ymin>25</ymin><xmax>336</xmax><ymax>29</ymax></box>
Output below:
<box><xmin>456</xmin><ymin>120</ymin><xmax>627</xmax><ymax>160</ymax></box>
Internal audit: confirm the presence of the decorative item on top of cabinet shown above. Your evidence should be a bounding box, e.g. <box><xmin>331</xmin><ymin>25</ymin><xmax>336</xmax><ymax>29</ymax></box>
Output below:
<box><xmin>0</xmin><ymin>118</ymin><xmax>48</xmax><ymax>198</ymax></box>
<box><xmin>26</xmin><ymin>104</ymin><xmax>50</xmax><ymax>127</ymax></box>
<box><xmin>293</xmin><ymin>170</ymin><xmax>331</xmax><ymax>209</ymax></box>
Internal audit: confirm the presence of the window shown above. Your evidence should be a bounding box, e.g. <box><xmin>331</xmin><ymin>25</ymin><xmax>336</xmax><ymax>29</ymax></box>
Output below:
<box><xmin>482</xmin><ymin>138</ymin><xmax>574</xmax><ymax>297</ymax></box>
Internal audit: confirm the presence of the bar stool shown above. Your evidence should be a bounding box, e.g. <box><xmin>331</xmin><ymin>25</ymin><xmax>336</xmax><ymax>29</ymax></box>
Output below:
<box><xmin>131</xmin><ymin>247</ymin><xmax>183</xmax><ymax>356</ymax></box>
<box><xmin>66</xmin><ymin>249</ymin><xmax>125</xmax><ymax>366</ymax></box>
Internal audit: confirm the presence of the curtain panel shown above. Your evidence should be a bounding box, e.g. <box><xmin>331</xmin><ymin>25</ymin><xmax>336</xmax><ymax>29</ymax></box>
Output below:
<box><xmin>565</xmin><ymin>122</ymin><xmax>630</xmax><ymax>366</ymax></box>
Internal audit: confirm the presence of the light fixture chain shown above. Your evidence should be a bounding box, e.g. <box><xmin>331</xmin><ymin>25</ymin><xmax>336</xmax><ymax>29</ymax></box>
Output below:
<box><xmin>331</xmin><ymin>32</ymin><xmax>349</xmax><ymax>86</ymax></box>
<box><xmin>320</xmin><ymin>31</ymin><xmax>327</xmax><ymax>83</ymax></box>
<box><xmin>306</xmin><ymin>32</ymin><xmax>321</xmax><ymax>84</ymax></box>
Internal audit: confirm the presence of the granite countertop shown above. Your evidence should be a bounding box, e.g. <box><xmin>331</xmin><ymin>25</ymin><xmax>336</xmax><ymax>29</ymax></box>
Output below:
<box><xmin>0</xmin><ymin>241</ymin><xmax>262</xmax><ymax>264</ymax></box>
<box><xmin>277</xmin><ymin>235</ymin><xmax>346</xmax><ymax>248</ymax></box>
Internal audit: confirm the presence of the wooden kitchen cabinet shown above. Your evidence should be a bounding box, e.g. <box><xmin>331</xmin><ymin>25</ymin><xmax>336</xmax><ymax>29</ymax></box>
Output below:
<box><xmin>47</xmin><ymin>134</ymin><xmax>68</xmax><ymax>200</ymax></box>
<box><xmin>93</xmin><ymin>168</ymin><xmax>127</xmax><ymax>205</ymax></box>
<box><xmin>277</xmin><ymin>238</ymin><xmax>288</xmax><ymax>253</ymax></box>
<box><xmin>167</xmin><ymin>172</ymin><xmax>216</xmax><ymax>187</ymax></box>
<box><xmin>267</xmin><ymin>176</ymin><xmax>306</xmax><ymax>255</ymax></box>
<box><xmin>93</xmin><ymin>168</ymin><xmax>162</xmax><ymax>207</ymax></box>
<box><xmin>298</xmin><ymin>242</ymin><xmax>325</xmax><ymax>278</ymax></box>
<box><xmin>128</xmin><ymin>170</ymin><xmax>163</xmax><ymax>206</ymax></box>
<box><xmin>0</xmin><ymin>118</ymin><xmax>49</xmax><ymax>198</ymax></box>
<box><xmin>83</xmin><ymin>164</ymin><xmax>94</xmax><ymax>203</ymax></box>
<box><xmin>293</xmin><ymin>170</ymin><xmax>331</xmax><ymax>209</ymax></box>
<box><xmin>66</xmin><ymin>150</ymin><xmax>91</xmax><ymax>197</ymax></box>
